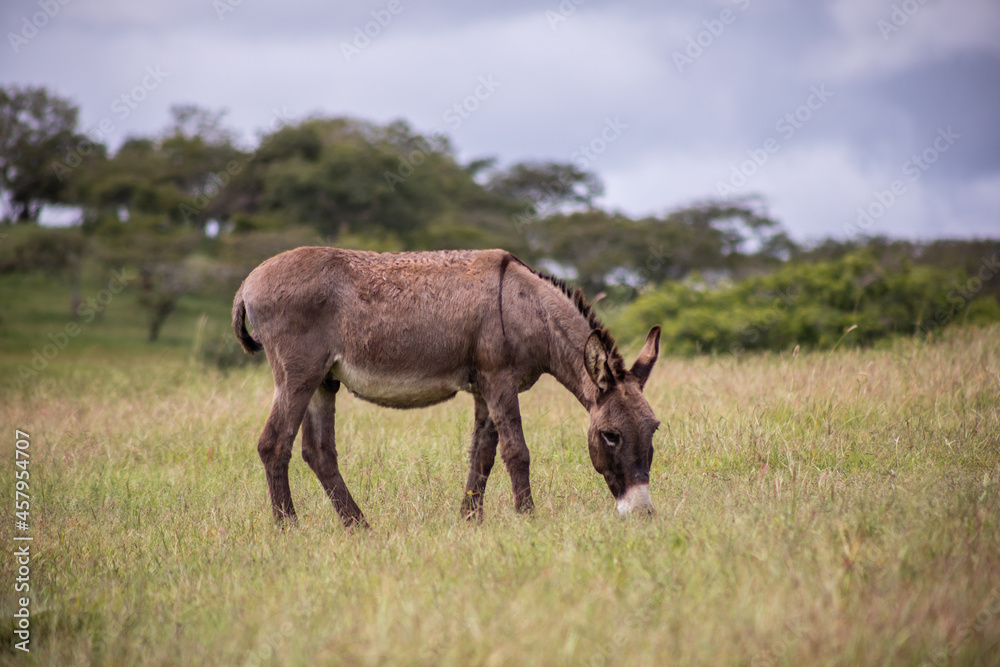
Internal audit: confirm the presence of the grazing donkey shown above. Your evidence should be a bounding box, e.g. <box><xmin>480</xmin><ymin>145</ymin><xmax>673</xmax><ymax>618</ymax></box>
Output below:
<box><xmin>233</xmin><ymin>246</ymin><xmax>661</xmax><ymax>526</ymax></box>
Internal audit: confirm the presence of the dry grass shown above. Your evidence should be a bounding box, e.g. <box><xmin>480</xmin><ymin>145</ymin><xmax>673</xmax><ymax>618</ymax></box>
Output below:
<box><xmin>1</xmin><ymin>323</ymin><xmax>998</xmax><ymax>665</ymax></box>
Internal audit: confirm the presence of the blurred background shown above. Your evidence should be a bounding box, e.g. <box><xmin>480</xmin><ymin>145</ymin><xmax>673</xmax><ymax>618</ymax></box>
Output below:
<box><xmin>1</xmin><ymin>0</ymin><xmax>998</xmax><ymax>365</ymax></box>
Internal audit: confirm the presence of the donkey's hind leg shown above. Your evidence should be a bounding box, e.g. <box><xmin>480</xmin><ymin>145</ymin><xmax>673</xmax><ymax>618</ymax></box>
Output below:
<box><xmin>462</xmin><ymin>395</ymin><xmax>499</xmax><ymax>522</ymax></box>
<box><xmin>257</xmin><ymin>388</ymin><xmax>316</xmax><ymax>524</ymax></box>
<box><xmin>257</xmin><ymin>350</ymin><xmax>329</xmax><ymax>525</ymax></box>
<box><xmin>301</xmin><ymin>376</ymin><xmax>367</xmax><ymax>528</ymax></box>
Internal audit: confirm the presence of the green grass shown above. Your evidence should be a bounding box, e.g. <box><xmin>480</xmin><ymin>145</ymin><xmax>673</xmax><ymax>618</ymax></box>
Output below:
<box><xmin>1</xmin><ymin>274</ymin><xmax>999</xmax><ymax>665</ymax></box>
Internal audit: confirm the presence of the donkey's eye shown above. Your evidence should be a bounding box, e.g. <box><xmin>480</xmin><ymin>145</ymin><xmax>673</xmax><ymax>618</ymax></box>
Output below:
<box><xmin>601</xmin><ymin>431</ymin><xmax>621</xmax><ymax>448</ymax></box>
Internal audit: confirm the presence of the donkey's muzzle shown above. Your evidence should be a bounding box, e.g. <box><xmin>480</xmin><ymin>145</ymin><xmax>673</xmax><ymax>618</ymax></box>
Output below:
<box><xmin>616</xmin><ymin>483</ymin><xmax>654</xmax><ymax>517</ymax></box>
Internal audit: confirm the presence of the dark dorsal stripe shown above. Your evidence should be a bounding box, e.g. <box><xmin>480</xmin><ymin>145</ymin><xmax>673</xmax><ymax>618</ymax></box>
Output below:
<box><xmin>504</xmin><ymin>253</ymin><xmax>628</xmax><ymax>379</ymax></box>
<box><xmin>497</xmin><ymin>253</ymin><xmax>510</xmax><ymax>341</ymax></box>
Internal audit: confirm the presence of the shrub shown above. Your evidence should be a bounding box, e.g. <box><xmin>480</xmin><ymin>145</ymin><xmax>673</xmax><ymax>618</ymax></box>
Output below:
<box><xmin>613</xmin><ymin>250</ymin><xmax>1000</xmax><ymax>355</ymax></box>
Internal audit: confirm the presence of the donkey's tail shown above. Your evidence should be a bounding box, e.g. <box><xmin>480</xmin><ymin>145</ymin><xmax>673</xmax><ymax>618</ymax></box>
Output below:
<box><xmin>232</xmin><ymin>287</ymin><xmax>263</xmax><ymax>355</ymax></box>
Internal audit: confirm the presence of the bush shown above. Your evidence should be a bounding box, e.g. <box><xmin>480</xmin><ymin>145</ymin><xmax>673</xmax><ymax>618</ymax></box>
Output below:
<box><xmin>613</xmin><ymin>250</ymin><xmax>1000</xmax><ymax>355</ymax></box>
<box><xmin>0</xmin><ymin>226</ymin><xmax>88</xmax><ymax>274</ymax></box>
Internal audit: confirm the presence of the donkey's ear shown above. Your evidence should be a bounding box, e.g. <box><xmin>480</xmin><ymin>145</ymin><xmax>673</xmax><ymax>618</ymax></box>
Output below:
<box><xmin>630</xmin><ymin>326</ymin><xmax>661</xmax><ymax>390</ymax></box>
<box><xmin>584</xmin><ymin>331</ymin><xmax>615</xmax><ymax>394</ymax></box>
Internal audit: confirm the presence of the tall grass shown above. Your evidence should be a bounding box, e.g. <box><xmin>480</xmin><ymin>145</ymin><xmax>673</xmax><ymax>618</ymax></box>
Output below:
<box><xmin>1</xmin><ymin>277</ymin><xmax>998</xmax><ymax>665</ymax></box>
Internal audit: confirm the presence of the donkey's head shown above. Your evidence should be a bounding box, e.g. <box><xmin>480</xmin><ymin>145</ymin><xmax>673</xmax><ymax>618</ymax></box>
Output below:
<box><xmin>583</xmin><ymin>326</ymin><xmax>661</xmax><ymax>517</ymax></box>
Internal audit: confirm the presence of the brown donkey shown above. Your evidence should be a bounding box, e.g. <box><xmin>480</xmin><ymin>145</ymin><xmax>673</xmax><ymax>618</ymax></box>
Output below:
<box><xmin>233</xmin><ymin>246</ymin><xmax>661</xmax><ymax>526</ymax></box>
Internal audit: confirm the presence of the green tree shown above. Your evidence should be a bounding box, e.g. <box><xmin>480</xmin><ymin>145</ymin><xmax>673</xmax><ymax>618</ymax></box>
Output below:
<box><xmin>75</xmin><ymin>138</ymin><xmax>185</xmax><ymax>232</ymax></box>
<box><xmin>487</xmin><ymin>160</ymin><xmax>604</xmax><ymax>217</ymax></box>
<box><xmin>0</xmin><ymin>86</ymin><xmax>90</xmax><ymax>222</ymax></box>
<box><xmin>73</xmin><ymin>105</ymin><xmax>246</xmax><ymax>233</ymax></box>
<box><xmin>531</xmin><ymin>198</ymin><xmax>791</xmax><ymax>297</ymax></box>
<box><xmin>239</xmin><ymin>117</ymin><xmax>525</xmax><ymax>250</ymax></box>
<box><xmin>161</xmin><ymin>105</ymin><xmax>245</xmax><ymax>228</ymax></box>
<box><xmin>100</xmin><ymin>227</ymin><xmax>203</xmax><ymax>341</ymax></box>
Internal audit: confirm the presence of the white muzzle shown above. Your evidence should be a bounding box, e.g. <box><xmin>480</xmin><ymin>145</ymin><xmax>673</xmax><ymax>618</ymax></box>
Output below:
<box><xmin>616</xmin><ymin>483</ymin><xmax>654</xmax><ymax>517</ymax></box>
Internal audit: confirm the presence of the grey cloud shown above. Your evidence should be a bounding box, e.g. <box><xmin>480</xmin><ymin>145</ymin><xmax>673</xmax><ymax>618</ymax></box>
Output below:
<box><xmin>1</xmin><ymin>0</ymin><xmax>997</xmax><ymax>240</ymax></box>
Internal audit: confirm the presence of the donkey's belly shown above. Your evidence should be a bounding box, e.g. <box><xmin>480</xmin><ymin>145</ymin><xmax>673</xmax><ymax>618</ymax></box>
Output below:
<box><xmin>331</xmin><ymin>359</ymin><xmax>469</xmax><ymax>409</ymax></box>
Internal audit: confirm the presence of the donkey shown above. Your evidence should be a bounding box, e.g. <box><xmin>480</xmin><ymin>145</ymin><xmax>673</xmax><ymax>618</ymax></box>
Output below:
<box><xmin>232</xmin><ymin>246</ymin><xmax>662</xmax><ymax>526</ymax></box>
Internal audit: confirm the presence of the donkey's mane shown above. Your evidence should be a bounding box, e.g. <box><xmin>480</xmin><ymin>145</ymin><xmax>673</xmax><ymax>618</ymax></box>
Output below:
<box><xmin>510</xmin><ymin>254</ymin><xmax>628</xmax><ymax>379</ymax></box>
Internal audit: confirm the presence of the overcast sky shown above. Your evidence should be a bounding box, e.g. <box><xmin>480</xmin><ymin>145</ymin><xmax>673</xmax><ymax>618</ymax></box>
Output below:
<box><xmin>2</xmin><ymin>0</ymin><xmax>998</xmax><ymax>242</ymax></box>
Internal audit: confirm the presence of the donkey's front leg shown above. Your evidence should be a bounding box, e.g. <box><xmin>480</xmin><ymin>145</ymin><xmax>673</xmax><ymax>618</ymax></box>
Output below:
<box><xmin>482</xmin><ymin>384</ymin><xmax>534</xmax><ymax>514</ymax></box>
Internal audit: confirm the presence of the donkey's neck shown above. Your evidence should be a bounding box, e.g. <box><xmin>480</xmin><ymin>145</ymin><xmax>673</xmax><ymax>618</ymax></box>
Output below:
<box><xmin>545</xmin><ymin>297</ymin><xmax>602</xmax><ymax>412</ymax></box>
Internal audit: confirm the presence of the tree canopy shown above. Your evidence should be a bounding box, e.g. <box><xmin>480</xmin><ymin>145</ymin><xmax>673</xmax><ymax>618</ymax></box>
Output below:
<box><xmin>0</xmin><ymin>86</ymin><xmax>90</xmax><ymax>222</ymax></box>
<box><xmin>4</xmin><ymin>84</ymin><xmax>995</xmax><ymax>351</ymax></box>
<box><xmin>1</xmin><ymin>86</ymin><xmax>797</xmax><ymax>298</ymax></box>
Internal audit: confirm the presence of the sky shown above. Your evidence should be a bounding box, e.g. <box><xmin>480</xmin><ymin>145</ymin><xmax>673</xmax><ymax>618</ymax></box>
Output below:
<box><xmin>2</xmin><ymin>0</ymin><xmax>999</xmax><ymax>243</ymax></box>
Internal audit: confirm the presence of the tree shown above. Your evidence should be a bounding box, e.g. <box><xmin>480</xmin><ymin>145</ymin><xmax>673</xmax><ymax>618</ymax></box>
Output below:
<box><xmin>100</xmin><ymin>227</ymin><xmax>202</xmax><ymax>341</ymax></box>
<box><xmin>0</xmin><ymin>86</ymin><xmax>88</xmax><ymax>222</ymax></box>
<box><xmin>160</xmin><ymin>105</ymin><xmax>245</xmax><ymax>228</ymax></box>
<box><xmin>487</xmin><ymin>160</ymin><xmax>603</xmax><ymax>217</ymax></box>
<box><xmin>651</xmin><ymin>197</ymin><xmax>788</xmax><ymax>277</ymax></box>
<box><xmin>74</xmin><ymin>138</ymin><xmax>183</xmax><ymax>232</ymax></box>
<box><xmin>71</xmin><ymin>105</ymin><xmax>247</xmax><ymax>232</ymax></box>
<box><xmin>532</xmin><ymin>210</ymin><xmax>650</xmax><ymax>294</ymax></box>
<box><xmin>246</xmin><ymin>117</ymin><xmax>522</xmax><ymax>247</ymax></box>
<box><xmin>531</xmin><ymin>197</ymin><xmax>792</xmax><ymax>297</ymax></box>
<box><xmin>166</xmin><ymin>104</ymin><xmax>237</xmax><ymax>147</ymax></box>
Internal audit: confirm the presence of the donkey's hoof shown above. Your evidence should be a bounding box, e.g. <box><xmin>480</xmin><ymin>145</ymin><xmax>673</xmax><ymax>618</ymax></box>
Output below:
<box><xmin>515</xmin><ymin>498</ymin><xmax>535</xmax><ymax>514</ymax></box>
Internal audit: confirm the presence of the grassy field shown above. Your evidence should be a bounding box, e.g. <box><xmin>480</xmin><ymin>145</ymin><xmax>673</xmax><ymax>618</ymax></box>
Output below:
<box><xmin>1</xmin><ymin>274</ymin><xmax>999</xmax><ymax>665</ymax></box>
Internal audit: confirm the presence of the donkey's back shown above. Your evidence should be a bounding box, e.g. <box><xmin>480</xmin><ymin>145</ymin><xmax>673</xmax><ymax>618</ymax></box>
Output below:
<box><xmin>234</xmin><ymin>246</ymin><xmax>537</xmax><ymax>409</ymax></box>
